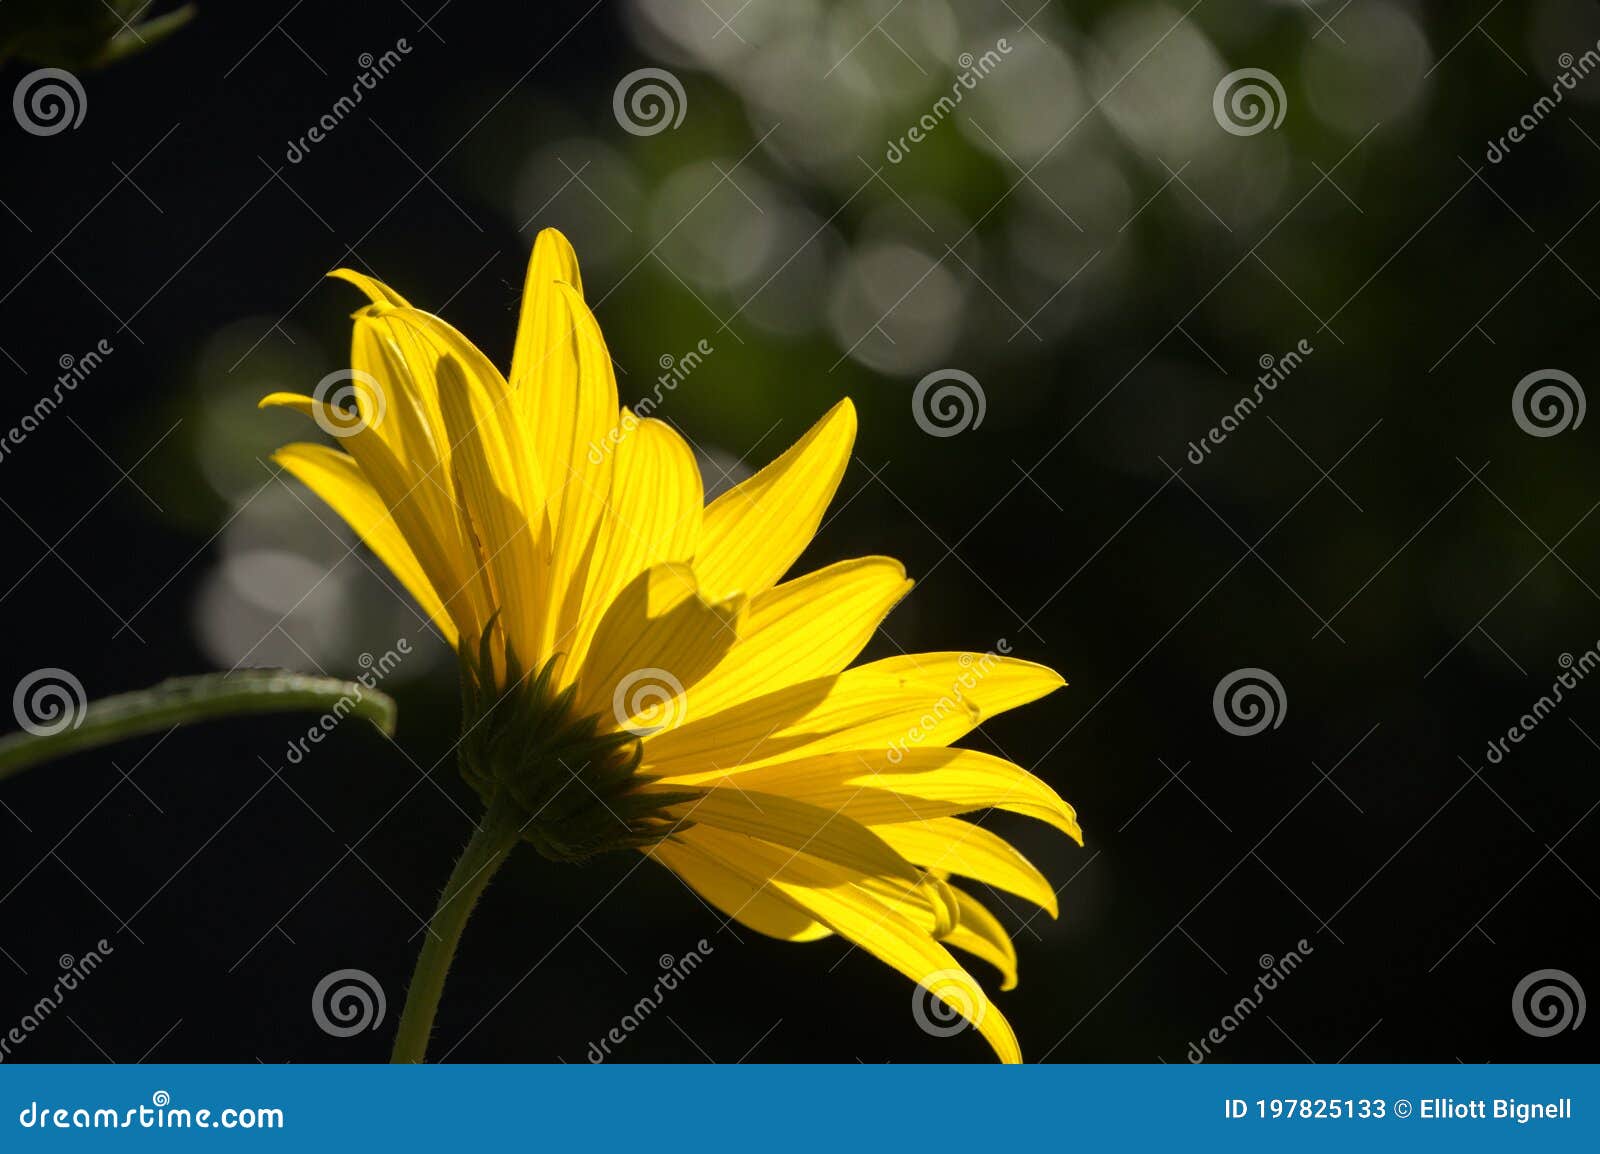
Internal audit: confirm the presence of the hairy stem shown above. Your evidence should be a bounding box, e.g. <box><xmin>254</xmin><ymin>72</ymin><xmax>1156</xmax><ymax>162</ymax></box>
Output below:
<box><xmin>390</xmin><ymin>795</ymin><xmax>521</xmax><ymax>1063</ymax></box>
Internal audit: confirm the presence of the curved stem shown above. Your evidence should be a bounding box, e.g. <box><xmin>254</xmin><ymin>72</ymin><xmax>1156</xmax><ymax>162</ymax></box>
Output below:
<box><xmin>391</xmin><ymin>795</ymin><xmax>522</xmax><ymax>1063</ymax></box>
<box><xmin>0</xmin><ymin>672</ymin><xmax>397</xmax><ymax>782</ymax></box>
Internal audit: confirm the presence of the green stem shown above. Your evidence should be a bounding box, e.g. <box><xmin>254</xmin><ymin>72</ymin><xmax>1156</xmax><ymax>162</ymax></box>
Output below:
<box><xmin>0</xmin><ymin>671</ymin><xmax>397</xmax><ymax>782</ymax></box>
<box><xmin>391</xmin><ymin>795</ymin><xmax>522</xmax><ymax>1063</ymax></box>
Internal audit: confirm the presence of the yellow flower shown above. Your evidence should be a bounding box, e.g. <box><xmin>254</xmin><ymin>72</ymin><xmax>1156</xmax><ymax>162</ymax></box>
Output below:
<box><xmin>261</xmin><ymin>229</ymin><xmax>1080</xmax><ymax>1063</ymax></box>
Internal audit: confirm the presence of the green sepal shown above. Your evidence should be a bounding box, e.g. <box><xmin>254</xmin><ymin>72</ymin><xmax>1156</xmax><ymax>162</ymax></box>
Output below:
<box><xmin>455</xmin><ymin>622</ymin><xmax>697</xmax><ymax>862</ymax></box>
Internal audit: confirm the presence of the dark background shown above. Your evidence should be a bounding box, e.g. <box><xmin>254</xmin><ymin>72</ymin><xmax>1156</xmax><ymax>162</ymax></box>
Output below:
<box><xmin>1</xmin><ymin>0</ymin><xmax>1597</xmax><ymax>1064</ymax></box>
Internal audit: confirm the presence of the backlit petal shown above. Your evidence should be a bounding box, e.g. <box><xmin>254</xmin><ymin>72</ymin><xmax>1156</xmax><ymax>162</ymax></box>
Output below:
<box><xmin>434</xmin><ymin>354</ymin><xmax>551</xmax><ymax>672</ymax></box>
<box><xmin>529</xmin><ymin>282</ymin><xmax>620</xmax><ymax>667</ymax></box>
<box><xmin>873</xmin><ymin>816</ymin><xmax>1059</xmax><ymax>916</ymax></box>
<box><xmin>679</xmin><ymin>557</ymin><xmax>912</xmax><ymax>721</ymax></box>
<box><xmin>683</xmin><ymin>827</ymin><xmax>1021</xmax><ymax>1063</ymax></box>
<box><xmin>942</xmin><ymin>885</ymin><xmax>1021</xmax><ymax>991</ymax></box>
<box><xmin>651</xmin><ymin>787</ymin><xmax>923</xmax><ymax>883</ymax></box>
<box><xmin>665</xmin><ymin>746</ymin><xmax>1082</xmax><ymax>843</ymax></box>
<box><xmin>259</xmin><ymin>391</ymin><xmax>484</xmax><ymax>639</ymax></box>
<box><xmin>639</xmin><ymin>652</ymin><xmax>1065</xmax><ymax>779</ymax></box>
<box><xmin>565</xmin><ymin>414</ymin><xmax>702</xmax><ymax>673</ymax></box>
<box><xmin>328</xmin><ymin>268</ymin><xmax>412</xmax><ymax>309</ymax></box>
<box><xmin>574</xmin><ymin>563</ymin><xmax>744</xmax><ymax>728</ymax></box>
<box><xmin>694</xmin><ymin>399</ymin><xmax>856</xmax><ymax>601</ymax></box>
<box><xmin>509</xmin><ymin>228</ymin><xmax>586</xmax><ymax>493</ymax></box>
<box><xmin>648</xmin><ymin>835</ymin><xmax>830</xmax><ymax>942</ymax></box>
<box><xmin>272</xmin><ymin>442</ymin><xmax>457</xmax><ymax>646</ymax></box>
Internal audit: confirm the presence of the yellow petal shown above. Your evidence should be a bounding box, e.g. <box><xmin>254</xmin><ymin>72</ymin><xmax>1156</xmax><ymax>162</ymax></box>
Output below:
<box><xmin>328</xmin><ymin>267</ymin><xmax>412</xmax><ymax>309</ymax></box>
<box><xmin>573</xmin><ymin>563</ymin><xmax>745</xmax><ymax>728</ymax></box>
<box><xmin>647</xmin><ymin>834</ymin><xmax>831</xmax><ymax>942</ymax></box>
<box><xmin>509</xmin><ymin>228</ymin><xmax>586</xmax><ymax>495</ymax></box>
<box><xmin>669</xmin><ymin>746</ymin><xmax>1082</xmax><ymax>843</ymax></box>
<box><xmin>336</xmin><ymin>301</ymin><xmax>561</xmax><ymax>657</ymax></box>
<box><xmin>639</xmin><ymin>652</ymin><xmax>1065</xmax><ymax>779</ymax></box>
<box><xmin>650</xmin><ymin>787</ymin><xmax>923</xmax><ymax>883</ymax></box>
<box><xmin>680</xmin><ymin>557</ymin><xmax>912</xmax><ymax>721</ymax></box>
<box><xmin>565</xmin><ymin>413</ymin><xmax>702</xmax><ymax>672</ymax></box>
<box><xmin>350</xmin><ymin>313</ymin><xmax>447</xmax><ymax>462</ymax></box>
<box><xmin>694</xmin><ymin>399</ymin><xmax>856</xmax><ymax>601</ymax></box>
<box><xmin>851</xmin><ymin>871</ymin><xmax>962</xmax><ymax>939</ymax></box>
<box><xmin>856</xmin><ymin>876</ymin><xmax>1017</xmax><ymax>987</ymax></box>
<box><xmin>534</xmin><ymin>283</ymin><xmax>614</xmax><ymax>665</ymax></box>
<box><xmin>271</xmin><ymin>442</ymin><xmax>457</xmax><ymax>647</ymax></box>
<box><xmin>873</xmin><ymin>817</ymin><xmax>1059</xmax><ymax>917</ymax></box>
<box><xmin>364</xmin><ymin>303</ymin><xmax>552</xmax><ymax>526</ymax></box>
<box><xmin>686</xmin><ymin>826</ymin><xmax>1021</xmax><ymax>1063</ymax></box>
<box><xmin>434</xmin><ymin>354</ymin><xmax>551</xmax><ymax>671</ymax></box>
<box><xmin>259</xmin><ymin>392</ymin><xmax>484</xmax><ymax>640</ymax></box>
<box><xmin>347</xmin><ymin>315</ymin><xmax>467</xmax><ymax>564</ymax></box>
<box><xmin>941</xmin><ymin>885</ymin><xmax>1021</xmax><ymax>991</ymax></box>
<box><xmin>508</xmin><ymin>271</ymin><xmax>618</xmax><ymax>667</ymax></box>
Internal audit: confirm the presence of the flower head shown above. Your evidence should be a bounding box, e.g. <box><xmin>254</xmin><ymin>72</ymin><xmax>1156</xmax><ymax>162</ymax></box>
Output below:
<box><xmin>262</xmin><ymin>229</ymin><xmax>1079</xmax><ymax>1062</ymax></box>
